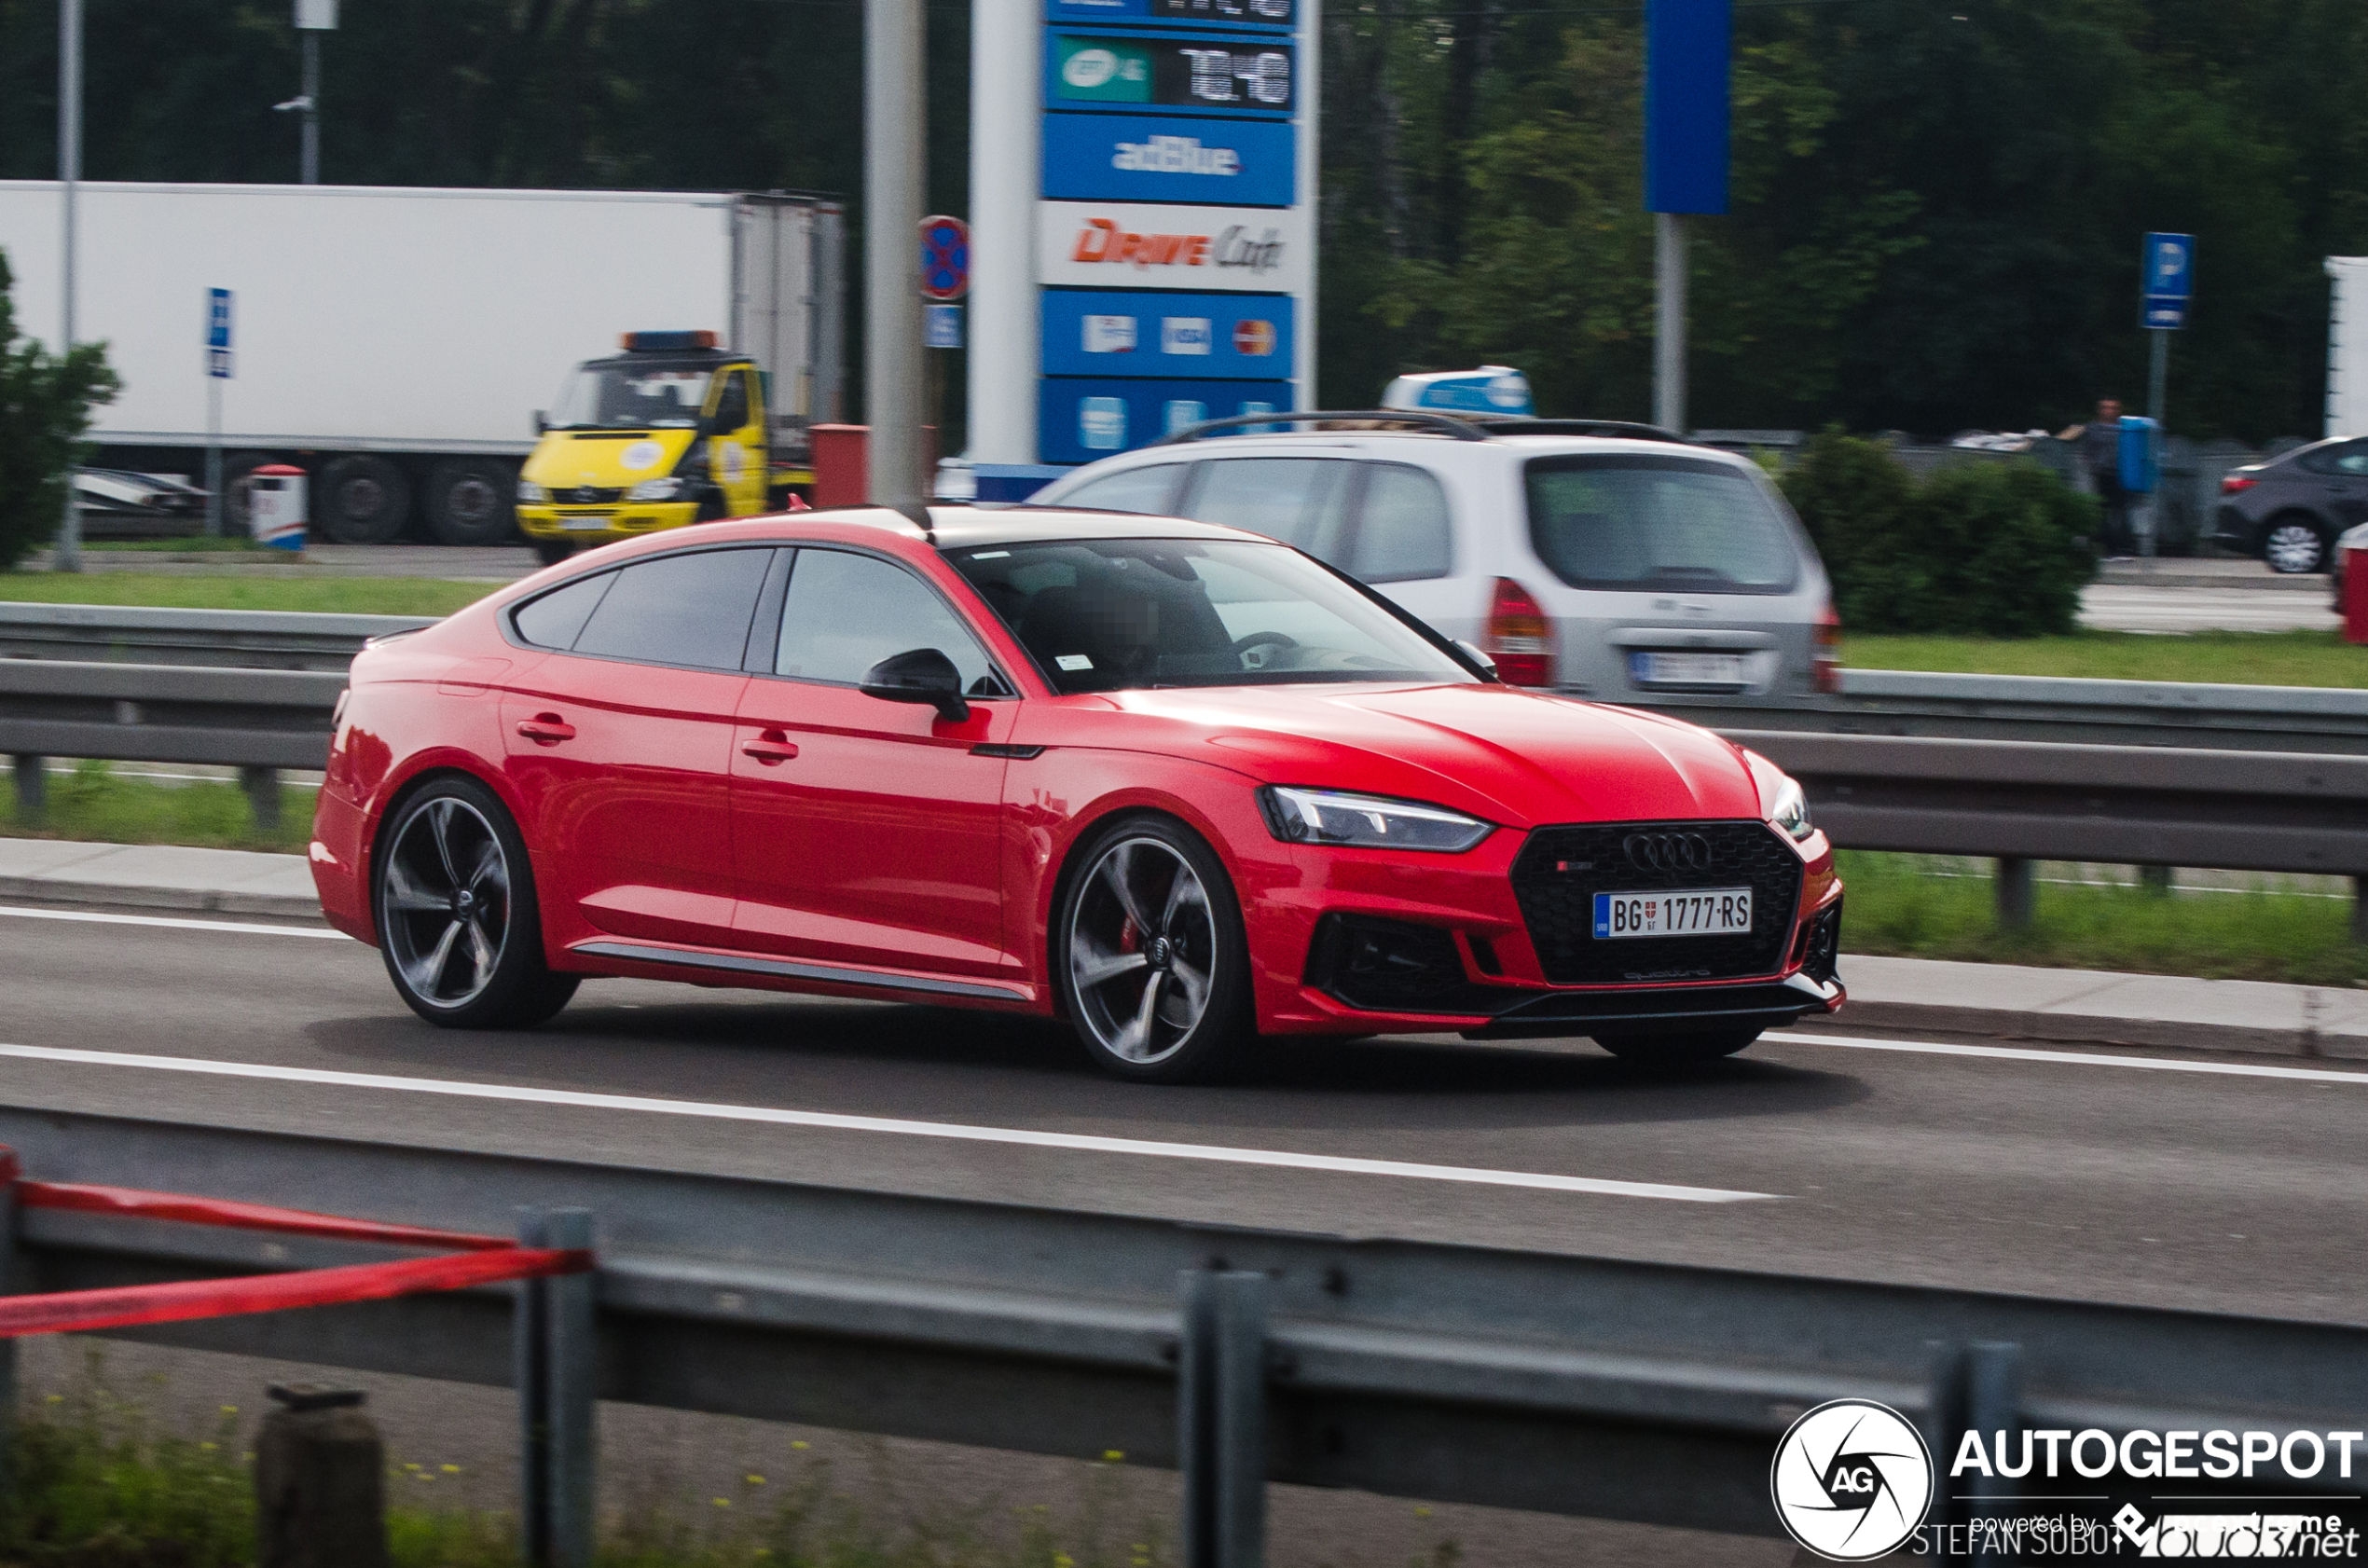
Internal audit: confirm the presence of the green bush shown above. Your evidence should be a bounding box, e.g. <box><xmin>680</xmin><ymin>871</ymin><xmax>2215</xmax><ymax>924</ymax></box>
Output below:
<box><xmin>1780</xmin><ymin>430</ymin><xmax>2097</xmax><ymax>637</ymax></box>
<box><xmin>0</xmin><ymin>247</ymin><xmax>120</xmax><ymax>571</ymax></box>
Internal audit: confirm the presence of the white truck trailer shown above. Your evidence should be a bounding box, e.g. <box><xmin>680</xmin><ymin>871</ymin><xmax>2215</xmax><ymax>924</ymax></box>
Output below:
<box><xmin>0</xmin><ymin>182</ymin><xmax>844</xmax><ymax>543</ymax></box>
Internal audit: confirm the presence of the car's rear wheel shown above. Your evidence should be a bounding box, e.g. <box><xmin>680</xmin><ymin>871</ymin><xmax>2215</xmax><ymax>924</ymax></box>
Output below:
<box><xmin>1595</xmin><ymin>1029</ymin><xmax>1760</xmax><ymax>1066</ymax></box>
<box><xmin>1054</xmin><ymin>816</ymin><xmax>1253</xmax><ymax>1082</ymax></box>
<box><xmin>375</xmin><ymin>776</ymin><xmax>577</xmax><ymax>1029</ymax></box>
<box><xmin>2264</xmin><ymin>516</ymin><xmax>2328</xmax><ymax>573</ymax></box>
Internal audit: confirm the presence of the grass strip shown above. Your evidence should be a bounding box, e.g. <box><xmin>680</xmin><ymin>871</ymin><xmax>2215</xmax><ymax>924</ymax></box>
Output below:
<box><xmin>0</xmin><ymin>574</ymin><xmax>490</xmax><ymax>616</ymax></box>
<box><xmin>3</xmin><ymin>761</ymin><xmax>316</xmax><ymax>854</ymax></box>
<box><xmin>1844</xmin><ymin>628</ymin><xmax>2367</xmax><ymax>688</ymax></box>
<box><xmin>1838</xmin><ymin>851</ymin><xmax>2368</xmax><ymax>986</ymax></box>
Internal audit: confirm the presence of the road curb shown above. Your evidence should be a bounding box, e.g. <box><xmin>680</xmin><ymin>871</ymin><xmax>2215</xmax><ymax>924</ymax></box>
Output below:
<box><xmin>1838</xmin><ymin>997</ymin><xmax>2368</xmax><ymax>1061</ymax></box>
<box><xmin>0</xmin><ymin>874</ymin><xmax>325</xmax><ymax>923</ymax></box>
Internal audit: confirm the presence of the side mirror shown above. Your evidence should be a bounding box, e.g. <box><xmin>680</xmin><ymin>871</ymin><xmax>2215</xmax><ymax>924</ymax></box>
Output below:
<box><xmin>1454</xmin><ymin>639</ymin><xmax>1500</xmax><ymax>679</ymax></box>
<box><xmin>532</xmin><ymin>410</ymin><xmax>548</xmax><ymax>435</ymax></box>
<box><xmin>859</xmin><ymin>647</ymin><xmax>971</xmax><ymax>723</ymax></box>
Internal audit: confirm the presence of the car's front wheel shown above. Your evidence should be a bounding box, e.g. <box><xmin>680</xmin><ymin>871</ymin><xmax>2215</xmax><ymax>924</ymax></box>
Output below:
<box><xmin>2264</xmin><ymin>516</ymin><xmax>2329</xmax><ymax>573</ymax></box>
<box><xmin>375</xmin><ymin>776</ymin><xmax>578</xmax><ymax>1029</ymax></box>
<box><xmin>1054</xmin><ymin>816</ymin><xmax>1254</xmax><ymax>1082</ymax></box>
<box><xmin>1596</xmin><ymin>1029</ymin><xmax>1759</xmax><ymax>1066</ymax></box>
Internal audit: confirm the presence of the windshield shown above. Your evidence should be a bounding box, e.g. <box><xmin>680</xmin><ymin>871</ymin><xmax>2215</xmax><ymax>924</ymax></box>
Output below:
<box><xmin>947</xmin><ymin>538</ymin><xmax>1475</xmax><ymax>694</ymax></box>
<box><xmin>547</xmin><ymin>360</ymin><xmax>714</xmax><ymax>430</ymax></box>
<box><xmin>1525</xmin><ymin>454</ymin><xmax>1801</xmax><ymax>595</ymax></box>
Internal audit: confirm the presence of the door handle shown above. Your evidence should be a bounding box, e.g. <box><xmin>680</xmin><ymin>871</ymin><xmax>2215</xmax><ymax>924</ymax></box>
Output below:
<box><xmin>741</xmin><ymin>730</ymin><xmax>799</xmax><ymax>764</ymax></box>
<box><xmin>516</xmin><ymin>713</ymin><xmax>576</xmax><ymax>744</ymax></box>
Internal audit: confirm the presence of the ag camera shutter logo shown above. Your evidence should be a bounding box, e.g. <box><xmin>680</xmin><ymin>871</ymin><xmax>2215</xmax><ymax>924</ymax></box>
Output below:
<box><xmin>1770</xmin><ymin>1399</ymin><xmax>1934</xmax><ymax>1561</ymax></box>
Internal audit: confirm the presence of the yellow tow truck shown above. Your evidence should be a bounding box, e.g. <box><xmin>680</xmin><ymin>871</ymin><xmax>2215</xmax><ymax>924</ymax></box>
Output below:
<box><xmin>516</xmin><ymin>331</ymin><xmax>809</xmax><ymax>564</ymax></box>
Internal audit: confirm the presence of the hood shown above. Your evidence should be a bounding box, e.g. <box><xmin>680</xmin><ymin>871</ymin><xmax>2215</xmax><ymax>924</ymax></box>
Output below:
<box><xmin>1093</xmin><ymin>682</ymin><xmax>1764</xmax><ymax>828</ymax></box>
<box><xmin>522</xmin><ymin>428</ymin><xmax>700</xmax><ymax>489</ymax></box>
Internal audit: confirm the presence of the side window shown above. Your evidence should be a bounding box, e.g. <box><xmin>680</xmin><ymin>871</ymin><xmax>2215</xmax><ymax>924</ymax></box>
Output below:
<box><xmin>1057</xmin><ymin>463</ymin><xmax>1187</xmax><ymax>516</ymax></box>
<box><xmin>2334</xmin><ymin>442</ymin><xmax>2368</xmax><ymax>476</ymax></box>
<box><xmin>570</xmin><ymin>548</ymin><xmax>770</xmax><ymax>669</ymax></box>
<box><xmin>1345</xmin><ymin>463</ymin><xmax>1453</xmax><ymax>583</ymax></box>
<box><xmin>512</xmin><ymin>571</ymin><xmax>614</xmax><ymax>650</ymax></box>
<box><xmin>775</xmin><ymin>551</ymin><xmax>1003</xmax><ymax>695</ymax></box>
<box><xmin>1183</xmin><ymin>459</ymin><xmax>1347</xmax><ymax>553</ymax></box>
<box><xmin>710</xmin><ymin>370</ymin><xmax>751</xmax><ymax>433</ymax></box>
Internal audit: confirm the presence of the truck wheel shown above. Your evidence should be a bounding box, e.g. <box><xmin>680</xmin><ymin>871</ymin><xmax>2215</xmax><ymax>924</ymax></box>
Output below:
<box><xmin>423</xmin><ymin>459</ymin><xmax>517</xmax><ymax>546</ymax></box>
<box><xmin>317</xmin><ymin>455</ymin><xmax>413</xmax><ymax>544</ymax></box>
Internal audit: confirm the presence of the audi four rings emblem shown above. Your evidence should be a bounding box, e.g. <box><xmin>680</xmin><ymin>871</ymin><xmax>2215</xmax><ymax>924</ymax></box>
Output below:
<box><xmin>1623</xmin><ymin>832</ymin><xmax>1714</xmax><ymax>873</ymax></box>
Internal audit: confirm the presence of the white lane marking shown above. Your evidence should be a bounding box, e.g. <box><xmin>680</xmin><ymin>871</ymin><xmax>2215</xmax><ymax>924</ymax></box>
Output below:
<box><xmin>0</xmin><ymin>905</ymin><xmax>350</xmax><ymax>941</ymax></box>
<box><xmin>1781</xmin><ymin>1031</ymin><xmax>2368</xmax><ymax>1085</ymax></box>
<box><xmin>0</xmin><ymin>1042</ymin><xmax>1771</xmax><ymax>1204</ymax></box>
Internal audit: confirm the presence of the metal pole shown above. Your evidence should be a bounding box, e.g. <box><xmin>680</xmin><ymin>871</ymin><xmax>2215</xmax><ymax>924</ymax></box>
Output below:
<box><xmin>2140</xmin><ymin>329</ymin><xmax>2168</xmax><ymax>557</ymax></box>
<box><xmin>54</xmin><ymin>0</ymin><xmax>82</xmax><ymax>574</ymax></box>
<box><xmin>1178</xmin><ymin>1270</ymin><xmax>1269</xmax><ymax>1568</ymax></box>
<box><xmin>864</xmin><ymin>0</ymin><xmax>926</xmax><ymax>504</ymax></box>
<box><xmin>300</xmin><ymin>31</ymin><xmax>320</xmax><ymax>185</ymax></box>
<box><xmin>206</xmin><ymin>375</ymin><xmax>225</xmax><ymax>538</ymax></box>
<box><xmin>1964</xmin><ymin>1342</ymin><xmax>2022</xmax><ymax>1568</ymax></box>
<box><xmin>2147</xmin><ymin>327</ymin><xmax>2168</xmax><ymax>428</ymax></box>
<box><xmin>967</xmin><ymin>0</ymin><xmax>1039</xmax><ymax>464</ymax></box>
<box><xmin>1994</xmin><ymin>857</ymin><xmax>2035</xmax><ymax>930</ymax></box>
<box><xmin>516</xmin><ymin>1208</ymin><xmax>596</xmax><ymax>1568</ymax></box>
<box><xmin>1654</xmin><ymin>212</ymin><xmax>1686</xmax><ymax>433</ymax></box>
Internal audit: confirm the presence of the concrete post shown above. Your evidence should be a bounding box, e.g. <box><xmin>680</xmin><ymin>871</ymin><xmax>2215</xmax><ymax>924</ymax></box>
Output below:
<box><xmin>1179</xmin><ymin>1269</ymin><xmax>1269</xmax><ymax>1568</ymax></box>
<box><xmin>241</xmin><ymin>766</ymin><xmax>284</xmax><ymax>832</ymax></box>
<box><xmin>11</xmin><ymin>756</ymin><xmax>46</xmax><ymax>825</ymax></box>
<box><xmin>1994</xmin><ymin>857</ymin><xmax>2035</xmax><ymax>929</ymax></box>
<box><xmin>967</xmin><ymin>0</ymin><xmax>1040</xmax><ymax>464</ymax></box>
<box><xmin>255</xmin><ymin>1385</ymin><xmax>389</xmax><ymax>1568</ymax></box>
<box><xmin>516</xmin><ymin>1208</ymin><xmax>596</xmax><ymax>1568</ymax></box>
<box><xmin>864</xmin><ymin>0</ymin><xmax>927</xmax><ymax>503</ymax></box>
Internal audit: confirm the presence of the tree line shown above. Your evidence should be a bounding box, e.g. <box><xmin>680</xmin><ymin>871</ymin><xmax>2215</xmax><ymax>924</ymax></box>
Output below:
<box><xmin>0</xmin><ymin>0</ymin><xmax>2359</xmax><ymax>443</ymax></box>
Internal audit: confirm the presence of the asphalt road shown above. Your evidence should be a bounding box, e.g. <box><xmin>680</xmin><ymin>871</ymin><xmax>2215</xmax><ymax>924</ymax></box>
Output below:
<box><xmin>7</xmin><ymin>901</ymin><xmax>2364</xmax><ymax>1327</ymax></box>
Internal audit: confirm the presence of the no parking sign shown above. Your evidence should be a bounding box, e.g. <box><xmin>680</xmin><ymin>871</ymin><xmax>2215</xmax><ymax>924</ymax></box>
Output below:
<box><xmin>920</xmin><ymin>215</ymin><xmax>970</xmax><ymax>302</ymax></box>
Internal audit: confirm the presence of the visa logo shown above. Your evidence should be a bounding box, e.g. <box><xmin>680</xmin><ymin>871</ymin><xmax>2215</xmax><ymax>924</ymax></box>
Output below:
<box><xmin>1082</xmin><ymin>315</ymin><xmax>1138</xmax><ymax>353</ymax></box>
<box><xmin>1162</xmin><ymin>317</ymin><xmax>1213</xmax><ymax>355</ymax></box>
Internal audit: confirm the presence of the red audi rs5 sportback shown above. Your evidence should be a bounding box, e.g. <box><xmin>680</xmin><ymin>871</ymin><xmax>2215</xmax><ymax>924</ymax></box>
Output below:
<box><xmin>310</xmin><ymin>506</ymin><xmax>1843</xmax><ymax>1082</ymax></box>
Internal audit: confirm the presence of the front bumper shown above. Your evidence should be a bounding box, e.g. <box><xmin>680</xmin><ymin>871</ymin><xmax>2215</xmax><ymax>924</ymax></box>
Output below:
<box><xmin>517</xmin><ymin>502</ymin><xmax>699</xmax><ymax>545</ymax></box>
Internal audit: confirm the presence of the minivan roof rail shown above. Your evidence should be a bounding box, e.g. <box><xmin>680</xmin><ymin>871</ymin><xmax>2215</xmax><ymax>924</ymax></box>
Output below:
<box><xmin>1150</xmin><ymin>409</ymin><xmax>1687</xmax><ymax>446</ymax></box>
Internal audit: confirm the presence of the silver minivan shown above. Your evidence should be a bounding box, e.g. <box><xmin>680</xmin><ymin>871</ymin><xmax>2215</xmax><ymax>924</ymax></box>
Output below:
<box><xmin>1026</xmin><ymin>413</ymin><xmax>1840</xmax><ymax>700</ymax></box>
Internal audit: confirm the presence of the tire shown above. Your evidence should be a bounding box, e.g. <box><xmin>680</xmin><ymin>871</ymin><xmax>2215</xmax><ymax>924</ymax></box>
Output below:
<box><xmin>316</xmin><ymin>454</ymin><xmax>414</xmax><ymax>544</ymax></box>
<box><xmin>373</xmin><ymin>775</ymin><xmax>578</xmax><ymax>1029</ymax></box>
<box><xmin>1053</xmin><ymin>814</ymin><xmax>1255</xmax><ymax>1083</ymax></box>
<box><xmin>1595</xmin><ymin>1029</ymin><xmax>1760</xmax><ymax>1066</ymax></box>
<box><xmin>531</xmin><ymin>539</ymin><xmax>575</xmax><ymax>568</ymax></box>
<box><xmin>422</xmin><ymin>458</ymin><xmax>517</xmax><ymax>545</ymax></box>
<box><xmin>2263</xmin><ymin>515</ymin><xmax>2329</xmax><ymax>574</ymax></box>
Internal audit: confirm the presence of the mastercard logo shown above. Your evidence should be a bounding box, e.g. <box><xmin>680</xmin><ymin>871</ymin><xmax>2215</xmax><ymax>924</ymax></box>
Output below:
<box><xmin>1232</xmin><ymin>319</ymin><xmax>1276</xmax><ymax>356</ymax></box>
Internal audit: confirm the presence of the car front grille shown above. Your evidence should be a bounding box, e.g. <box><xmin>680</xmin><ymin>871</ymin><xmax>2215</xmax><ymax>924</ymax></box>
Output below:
<box><xmin>1510</xmin><ymin>819</ymin><xmax>1805</xmax><ymax>984</ymax></box>
<box><xmin>558</xmin><ymin>486</ymin><xmax>623</xmax><ymax>504</ymax></box>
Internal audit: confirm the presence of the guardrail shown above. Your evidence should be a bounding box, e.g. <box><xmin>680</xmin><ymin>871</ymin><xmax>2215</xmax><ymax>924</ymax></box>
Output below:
<box><xmin>0</xmin><ymin>602</ymin><xmax>433</xmax><ymax>671</ymax></box>
<box><xmin>6</xmin><ymin>1108</ymin><xmax>2365</xmax><ymax>1565</ymax></box>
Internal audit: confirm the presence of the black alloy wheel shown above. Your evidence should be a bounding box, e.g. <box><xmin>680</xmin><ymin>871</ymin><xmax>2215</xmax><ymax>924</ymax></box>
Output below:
<box><xmin>374</xmin><ymin>776</ymin><xmax>577</xmax><ymax>1028</ymax></box>
<box><xmin>317</xmin><ymin>454</ymin><xmax>414</xmax><ymax>544</ymax></box>
<box><xmin>1054</xmin><ymin>815</ymin><xmax>1255</xmax><ymax>1082</ymax></box>
<box><xmin>424</xmin><ymin>458</ymin><xmax>518</xmax><ymax>545</ymax></box>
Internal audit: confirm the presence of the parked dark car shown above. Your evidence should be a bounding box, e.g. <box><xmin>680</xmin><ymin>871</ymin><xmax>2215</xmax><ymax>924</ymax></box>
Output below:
<box><xmin>2212</xmin><ymin>438</ymin><xmax>2368</xmax><ymax>573</ymax></box>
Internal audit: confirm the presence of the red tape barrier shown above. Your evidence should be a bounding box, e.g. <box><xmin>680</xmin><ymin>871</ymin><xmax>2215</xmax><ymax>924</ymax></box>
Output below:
<box><xmin>0</xmin><ymin>1163</ymin><xmax>591</xmax><ymax>1341</ymax></box>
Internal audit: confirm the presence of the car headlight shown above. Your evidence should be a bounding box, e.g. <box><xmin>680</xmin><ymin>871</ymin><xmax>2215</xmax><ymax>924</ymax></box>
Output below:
<box><xmin>1258</xmin><ymin>786</ymin><xmax>1494</xmax><ymax>853</ymax></box>
<box><xmin>1767</xmin><ymin>774</ymin><xmax>1812</xmax><ymax>841</ymax></box>
<box><xmin>516</xmin><ymin>480</ymin><xmax>547</xmax><ymax>502</ymax></box>
<box><xmin>627</xmin><ymin>476</ymin><xmax>687</xmax><ymax>502</ymax></box>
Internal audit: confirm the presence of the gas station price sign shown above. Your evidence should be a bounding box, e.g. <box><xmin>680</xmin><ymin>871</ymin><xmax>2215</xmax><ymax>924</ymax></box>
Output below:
<box><xmin>1049</xmin><ymin>0</ymin><xmax>1293</xmax><ymax>28</ymax></box>
<box><xmin>1050</xmin><ymin>31</ymin><xmax>1294</xmax><ymax>114</ymax></box>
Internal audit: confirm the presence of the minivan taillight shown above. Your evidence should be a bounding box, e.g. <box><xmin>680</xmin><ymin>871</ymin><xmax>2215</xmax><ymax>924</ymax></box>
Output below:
<box><xmin>1486</xmin><ymin>577</ymin><xmax>1554</xmax><ymax>687</ymax></box>
<box><xmin>2221</xmin><ymin>474</ymin><xmax>2258</xmax><ymax>495</ymax></box>
<box><xmin>1813</xmin><ymin>603</ymin><xmax>1842</xmax><ymax>695</ymax></box>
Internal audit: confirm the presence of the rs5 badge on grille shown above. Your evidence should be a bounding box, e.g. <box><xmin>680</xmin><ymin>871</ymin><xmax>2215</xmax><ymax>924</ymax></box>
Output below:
<box><xmin>1593</xmin><ymin>888</ymin><xmax>1753</xmax><ymax>938</ymax></box>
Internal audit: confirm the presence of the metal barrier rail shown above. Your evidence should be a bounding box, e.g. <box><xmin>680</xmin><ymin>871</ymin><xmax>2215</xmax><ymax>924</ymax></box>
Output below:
<box><xmin>0</xmin><ymin>602</ymin><xmax>433</xmax><ymax>672</ymax></box>
<box><xmin>5</xmin><ymin>1108</ymin><xmax>2364</xmax><ymax>1565</ymax></box>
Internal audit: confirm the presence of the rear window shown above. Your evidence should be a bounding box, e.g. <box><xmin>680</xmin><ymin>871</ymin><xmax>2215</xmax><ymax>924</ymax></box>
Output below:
<box><xmin>1524</xmin><ymin>455</ymin><xmax>1800</xmax><ymax>595</ymax></box>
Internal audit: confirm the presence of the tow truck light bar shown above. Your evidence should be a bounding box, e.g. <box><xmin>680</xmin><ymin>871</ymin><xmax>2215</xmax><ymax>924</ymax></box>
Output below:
<box><xmin>621</xmin><ymin>330</ymin><xmax>719</xmax><ymax>352</ymax></box>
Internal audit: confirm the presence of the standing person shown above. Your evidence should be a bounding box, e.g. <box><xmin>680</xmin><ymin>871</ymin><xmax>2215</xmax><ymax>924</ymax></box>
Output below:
<box><xmin>2069</xmin><ymin>397</ymin><xmax>2131</xmax><ymax>557</ymax></box>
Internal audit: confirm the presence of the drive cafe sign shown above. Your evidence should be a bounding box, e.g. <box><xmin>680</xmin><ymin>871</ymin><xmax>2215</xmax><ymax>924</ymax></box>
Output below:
<box><xmin>1038</xmin><ymin>200</ymin><xmax>1311</xmax><ymax>294</ymax></box>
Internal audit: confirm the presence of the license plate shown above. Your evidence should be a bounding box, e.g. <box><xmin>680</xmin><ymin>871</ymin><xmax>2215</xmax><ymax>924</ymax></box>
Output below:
<box><xmin>1629</xmin><ymin>651</ymin><xmax>1746</xmax><ymax>687</ymax></box>
<box><xmin>560</xmin><ymin>516</ymin><xmax>615</xmax><ymax>531</ymax></box>
<box><xmin>1593</xmin><ymin>887</ymin><xmax>1753</xmax><ymax>939</ymax></box>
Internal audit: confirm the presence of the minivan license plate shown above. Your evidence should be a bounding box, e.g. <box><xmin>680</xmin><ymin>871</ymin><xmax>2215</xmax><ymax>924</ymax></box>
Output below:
<box><xmin>1629</xmin><ymin>652</ymin><xmax>1746</xmax><ymax>687</ymax></box>
<box><xmin>1593</xmin><ymin>888</ymin><xmax>1753</xmax><ymax>939</ymax></box>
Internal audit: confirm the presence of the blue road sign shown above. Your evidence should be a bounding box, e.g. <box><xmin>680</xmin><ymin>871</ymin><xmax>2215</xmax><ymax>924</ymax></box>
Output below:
<box><xmin>1644</xmin><ymin>0</ymin><xmax>1731</xmax><ymax>214</ymax></box>
<box><xmin>206</xmin><ymin>288</ymin><xmax>233</xmax><ymax>378</ymax></box>
<box><xmin>2142</xmin><ymin>232</ymin><xmax>2195</xmax><ymax>330</ymax></box>
<box><xmin>925</xmin><ymin>303</ymin><xmax>965</xmax><ymax>350</ymax></box>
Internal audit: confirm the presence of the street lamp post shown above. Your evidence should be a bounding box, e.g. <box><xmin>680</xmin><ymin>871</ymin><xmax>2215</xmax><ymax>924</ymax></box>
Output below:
<box><xmin>278</xmin><ymin>0</ymin><xmax>337</xmax><ymax>185</ymax></box>
<box><xmin>54</xmin><ymin>0</ymin><xmax>82</xmax><ymax>574</ymax></box>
